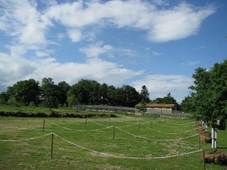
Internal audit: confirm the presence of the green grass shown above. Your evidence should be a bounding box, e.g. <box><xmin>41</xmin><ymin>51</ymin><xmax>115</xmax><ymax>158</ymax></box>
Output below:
<box><xmin>0</xmin><ymin>112</ymin><xmax>227</xmax><ymax>169</ymax></box>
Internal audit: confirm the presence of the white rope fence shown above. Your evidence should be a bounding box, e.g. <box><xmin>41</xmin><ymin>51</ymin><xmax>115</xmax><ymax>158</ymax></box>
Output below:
<box><xmin>145</xmin><ymin>125</ymin><xmax>197</xmax><ymax>134</ymax></box>
<box><xmin>115</xmin><ymin>126</ymin><xmax>198</xmax><ymax>141</ymax></box>
<box><xmin>54</xmin><ymin>132</ymin><xmax>203</xmax><ymax>160</ymax></box>
<box><xmin>0</xmin><ymin>131</ymin><xmax>202</xmax><ymax>160</ymax></box>
<box><xmin>48</xmin><ymin>119</ymin><xmax>112</xmax><ymax>132</ymax></box>
<box><xmin>0</xmin><ymin>133</ymin><xmax>52</xmax><ymax>142</ymax></box>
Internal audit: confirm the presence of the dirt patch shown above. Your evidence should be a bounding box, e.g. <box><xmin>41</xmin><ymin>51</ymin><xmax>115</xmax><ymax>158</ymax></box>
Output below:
<box><xmin>0</xmin><ymin>111</ymin><xmax>117</xmax><ymax>118</ymax></box>
<box><xmin>203</xmin><ymin>153</ymin><xmax>227</xmax><ymax>165</ymax></box>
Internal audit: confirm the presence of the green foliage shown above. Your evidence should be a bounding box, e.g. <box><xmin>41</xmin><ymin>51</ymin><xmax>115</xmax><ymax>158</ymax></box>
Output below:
<box><xmin>181</xmin><ymin>60</ymin><xmax>227</xmax><ymax>123</ymax></box>
<box><xmin>0</xmin><ymin>92</ymin><xmax>8</xmax><ymax>104</ymax></box>
<box><xmin>153</xmin><ymin>93</ymin><xmax>180</xmax><ymax>110</ymax></box>
<box><xmin>40</xmin><ymin>78</ymin><xmax>59</xmax><ymax>109</ymax></box>
<box><xmin>140</xmin><ymin>85</ymin><xmax>150</xmax><ymax>103</ymax></box>
<box><xmin>2</xmin><ymin>78</ymin><xmax>142</xmax><ymax>108</ymax></box>
<box><xmin>6</xmin><ymin>79</ymin><xmax>40</xmax><ymax>106</ymax></box>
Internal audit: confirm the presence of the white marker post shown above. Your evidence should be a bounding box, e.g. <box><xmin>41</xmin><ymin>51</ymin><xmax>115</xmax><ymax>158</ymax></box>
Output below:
<box><xmin>204</xmin><ymin>123</ymin><xmax>208</xmax><ymax>131</ymax></box>
<box><xmin>211</xmin><ymin>127</ymin><xmax>217</xmax><ymax>149</ymax></box>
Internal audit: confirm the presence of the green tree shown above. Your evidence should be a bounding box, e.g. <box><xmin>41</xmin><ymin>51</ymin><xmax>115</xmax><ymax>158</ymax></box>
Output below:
<box><xmin>99</xmin><ymin>83</ymin><xmax>108</xmax><ymax>104</ymax></box>
<box><xmin>181</xmin><ymin>94</ymin><xmax>196</xmax><ymax>113</ymax></box>
<box><xmin>140</xmin><ymin>85</ymin><xmax>150</xmax><ymax>103</ymax></box>
<box><xmin>139</xmin><ymin>85</ymin><xmax>150</xmax><ymax>114</ymax></box>
<box><xmin>40</xmin><ymin>78</ymin><xmax>59</xmax><ymax>109</ymax></box>
<box><xmin>57</xmin><ymin>81</ymin><xmax>70</xmax><ymax>107</ymax></box>
<box><xmin>185</xmin><ymin>60</ymin><xmax>227</xmax><ymax>124</ymax></box>
<box><xmin>5</xmin><ymin>79</ymin><xmax>40</xmax><ymax>106</ymax></box>
<box><xmin>0</xmin><ymin>92</ymin><xmax>8</xmax><ymax>104</ymax></box>
<box><xmin>120</xmin><ymin>85</ymin><xmax>140</xmax><ymax>107</ymax></box>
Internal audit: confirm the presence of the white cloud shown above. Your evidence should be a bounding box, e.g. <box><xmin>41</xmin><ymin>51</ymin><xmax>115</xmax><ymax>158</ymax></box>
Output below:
<box><xmin>149</xmin><ymin>3</ymin><xmax>215</xmax><ymax>42</ymax></box>
<box><xmin>1</xmin><ymin>0</ymin><xmax>52</xmax><ymax>45</ymax></box>
<box><xmin>67</xmin><ymin>29</ymin><xmax>82</xmax><ymax>42</ymax></box>
<box><xmin>0</xmin><ymin>52</ymin><xmax>143</xmax><ymax>91</ymax></box>
<box><xmin>79</xmin><ymin>42</ymin><xmax>113</xmax><ymax>57</ymax></box>
<box><xmin>45</xmin><ymin>0</ymin><xmax>215</xmax><ymax>43</ymax></box>
<box><xmin>132</xmin><ymin>74</ymin><xmax>193</xmax><ymax>103</ymax></box>
<box><xmin>79</xmin><ymin>42</ymin><xmax>138</xmax><ymax>59</ymax></box>
<box><xmin>0</xmin><ymin>52</ymin><xmax>36</xmax><ymax>87</ymax></box>
<box><xmin>119</xmin><ymin>48</ymin><xmax>137</xmax><ymax>57</ymax></box>
<box><xmin>181</xmin><ymin>61</ymin><xmax>199</xmax><ymax>67</ymax></box>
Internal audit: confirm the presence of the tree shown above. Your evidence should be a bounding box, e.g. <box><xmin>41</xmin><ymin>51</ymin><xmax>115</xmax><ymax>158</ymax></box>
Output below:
<box><xmin>181</xmin><ymin>94</ymin><xmax>196</xmax><ymax>113</ymax></box>
<box><xmin>99</xmin><ymin>83</ymin><xmax>108</xmax><ymax>105</ymax></box>
<box><xmin>139</xmin><ymin>85</ymin><xmax>150</xmax><ymax>114</ymax></box>
<box><xmin>5</xmin><ymin>79</ymin><xmax>40</xmax><ymax>106</ymax></box>
<box><xmin>57</xmin><ymin>81</ymin><xmax>70</xmax><ymax>107</ymax></box>
<box><xmin>140</xmin><ymin>85</ymin><xmax>150</xmax><ymax>103</ymax></box>
<box><xmin>0</xmin><ymin>92</ymin><xmax>8</xmax><ymax>104</ymax></box>
<box><xmin>40</xmin><ymin>78</ymin><xmax>60</xmax><ymax>109</ymax></box>
<box><xmin>183</xmin><ymin>60</ymin><xmax>227</xmax><ymax>124</ymax></box>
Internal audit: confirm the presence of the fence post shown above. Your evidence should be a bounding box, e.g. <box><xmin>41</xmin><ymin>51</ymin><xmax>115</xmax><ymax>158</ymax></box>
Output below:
<box><xmin>43</xmin><ymin>119</ymin><xmax>45</xmax><ymax>131</ymax></box>
<box><xmin>203</xmin><ymin>149</ymin><xmax>205</xmax><ymax>170</ymax></box>
<box><xmin>51</xmin><ymin>133</ymin><xmax>54</xmax><ymax>159</ymax></box>
<box><xmin>138</xmin><ymin>122</ymin><xmax>140</xmax><ymax>132</ymax></box>
<box><xmin>113</xmin><ymin>126</ymin><xmax>115</xmax><ymax>140</ymax></box>
<box><xmin>85</xmin><ymin>116</ymin><xmax>87</xmax><ymax>127</ymax></box>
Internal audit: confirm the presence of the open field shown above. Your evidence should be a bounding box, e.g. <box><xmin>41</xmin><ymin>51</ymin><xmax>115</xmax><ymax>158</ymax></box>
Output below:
<box><xmin>0</xmin><ymin>113</ymin><xmax>227</xmax><ymax>170</ymax></box>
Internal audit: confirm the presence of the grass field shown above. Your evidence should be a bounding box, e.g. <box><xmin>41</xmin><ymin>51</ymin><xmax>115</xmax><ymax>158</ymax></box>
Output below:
<box><xmin>0</xmin><ymin>111</ymin><xmax>227</xmax><ymax>170</ymax></box>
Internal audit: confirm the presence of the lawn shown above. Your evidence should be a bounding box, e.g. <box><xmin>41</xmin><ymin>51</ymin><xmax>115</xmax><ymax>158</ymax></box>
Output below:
<box><xmin>0</xmin><ymin>111</ymin><xmax>226</xmax><ymax>169</ymax></box>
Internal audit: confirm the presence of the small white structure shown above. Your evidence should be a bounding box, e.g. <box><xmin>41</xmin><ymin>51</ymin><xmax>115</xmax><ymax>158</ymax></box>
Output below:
<box><xmin>135</xmin><ymin>103</ymin><xmax>176</xmax><ymax>113</ymax></box>
<box><xmin>211</xmin><ymin>128</ymin><xmax>217</xmax><ymax>149</ymax></box>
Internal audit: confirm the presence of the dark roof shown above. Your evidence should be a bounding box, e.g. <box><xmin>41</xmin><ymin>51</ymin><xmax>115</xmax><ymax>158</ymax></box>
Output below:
<box><xmin>135</xmin><ymin>103</ymin><xmax>175</xmax><ymax>108</ymax></box>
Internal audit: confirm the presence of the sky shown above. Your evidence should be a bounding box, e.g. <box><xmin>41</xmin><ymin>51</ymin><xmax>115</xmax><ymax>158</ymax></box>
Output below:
<box><xmin>0</xmin><ymin>0</ymin><xmax>227</xmax><ymax>103</ymax></box>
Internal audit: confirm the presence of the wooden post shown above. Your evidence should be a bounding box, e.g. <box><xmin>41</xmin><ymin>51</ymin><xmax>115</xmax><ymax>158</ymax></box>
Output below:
<box><xmin>85</xmin><ymin>116</ymin><xmax>87</xmax><ymax>127</ymax></box>
<box><xmin>51</xmin><ymin>133</ymin><xmax>54</xmax><ymax>159</ymax></box>
<box><xmin>203</xmin><ymin>149</ymin><xmax>205</xmax><ymax>170</ymax></box>
<box><xmin>113</xmin><ymin>126</ymin><xmax>115</xmax><ymax>140</ymax></box>
<box><xmin>43</xmin><ymin>119</ymin><xmax>45</xmax><ymax>131</ymax></box>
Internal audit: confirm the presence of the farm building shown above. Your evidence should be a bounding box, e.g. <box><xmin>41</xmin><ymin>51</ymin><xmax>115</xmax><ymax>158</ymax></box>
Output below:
<box><xmin>135</xmin><ymin>103</ymin><xmax>176</xmax><ymax>114</ymax></box>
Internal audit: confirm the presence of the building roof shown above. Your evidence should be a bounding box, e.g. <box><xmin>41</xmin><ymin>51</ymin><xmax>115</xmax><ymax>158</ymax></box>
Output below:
<box><xmin>135</xmin><ymin>103</ymin><xmax>175</xmax><ymax>108</ymax></box>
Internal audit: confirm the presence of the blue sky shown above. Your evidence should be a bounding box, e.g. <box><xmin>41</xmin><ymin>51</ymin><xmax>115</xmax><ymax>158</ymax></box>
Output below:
<box><xmin>0</xmin><ymin>0</ymin><xmax>226</xmax><ymax>103</ymax></box>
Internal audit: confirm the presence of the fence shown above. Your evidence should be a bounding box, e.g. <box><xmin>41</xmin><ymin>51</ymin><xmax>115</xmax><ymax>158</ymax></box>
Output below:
<box><xmin>73</xmin><ymin>105</ymin><xmax>137</xmax><ymax>113</ymax></box>
<box><xmin>73</xmin><ymin>105</ymin><xmax>192</xmax><ymax>118</ymax></box>
<box><xmin>0</xmin><ymin>117</ymin><xmax>219</xmax><ymax>169</ymax></box>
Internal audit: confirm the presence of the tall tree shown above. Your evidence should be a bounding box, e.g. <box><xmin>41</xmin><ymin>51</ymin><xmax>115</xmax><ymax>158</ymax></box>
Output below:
<box><xmin>40</xmin><ymin>78</ymin><xmax>60</xmax><ymax>108</ymax></box>
<box><xmin>0</xmin><ymin>92</ymin><xmax>8</xmax><ymax>104</ymax></box>
<box><xmin>57</xmin><ymin>81</ymin><xmax>70</xmax><ymax>107</ymax></box>
<box><xmin>140</xmin><ymin>85</ymin><xmax>150</xmax><ymax>103</ymax></box>
<box><xmin>5</xmin><ymin>79</ymin><xmax>40</xmax><ymax>106</ymax></box>
<box><xmin>183</xmin><ymin>60</ymin><xmax>227</xmax><ymax>123</ymax></box>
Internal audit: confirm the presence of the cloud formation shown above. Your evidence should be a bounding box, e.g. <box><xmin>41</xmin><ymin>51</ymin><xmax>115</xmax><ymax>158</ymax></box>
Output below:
<box><xmin>0</xmin><ymin>0</ymin><xmax>216</xmax><ymax>102</ymax></box>
<box><xmin>45</xmin><ymin>0</ymin><xmax>215</xmax><ymax>42</ymax></box>
<box><xmin>132</xmin><ymin>74</ymin><xmax>193</xmax><ymax>103</ymax></box>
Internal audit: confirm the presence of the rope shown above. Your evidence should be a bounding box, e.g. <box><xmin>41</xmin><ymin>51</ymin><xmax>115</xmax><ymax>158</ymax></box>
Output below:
<box><xmin>115</xmin><ymin>126</ymin><xmax>198</xmax><ymax>141</ymax></box>
<box><xmin>0</xmin><ymin>133</ymin><xmax>52</xmax><ymax>142</ymax></box>
<box><xmin>145</xmin><ymin>126</ymin><xmax>197</xmax><ymax>134</ymax></box>
<box><xmin>48</xmin><ymin>120</ymin><xmax>112</xmax><ymax>132</ymax></box>
<box><xmin>54</xmin><ymin>133</ymin><xmax>203</xmax><ymax>160</ymax></box>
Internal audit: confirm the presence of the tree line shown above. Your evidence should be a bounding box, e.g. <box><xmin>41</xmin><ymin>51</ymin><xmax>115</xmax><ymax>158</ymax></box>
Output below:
<box><xmin>0</xmin><ymin>78</ymin><xmax>180</xmax><ymax>109</ymax></box>
<box><xmin>181</xmin><ymin>60</ymin><xmax>227</xmax><ymax>123</ymax></box>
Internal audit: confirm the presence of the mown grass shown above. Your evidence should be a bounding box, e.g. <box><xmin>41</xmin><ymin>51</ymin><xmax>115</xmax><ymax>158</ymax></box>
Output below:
<box><xmin>0</xmin><ymin>111</ymin><xmax>227</xmax><ymax>169</ymax></box>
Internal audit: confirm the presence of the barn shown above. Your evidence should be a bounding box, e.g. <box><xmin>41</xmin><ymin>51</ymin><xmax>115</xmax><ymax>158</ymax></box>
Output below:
<box><xmin>135</xmin><ymin>103</ymin><xmax>176</xmax><ymax>114</ymax></box>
